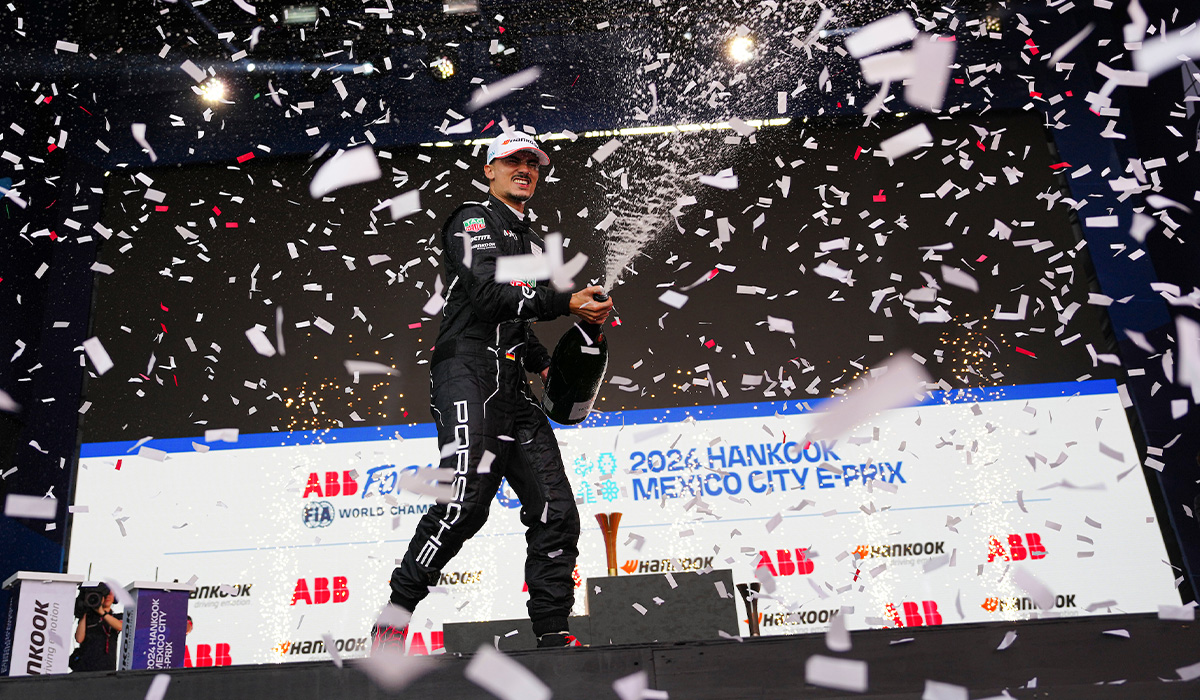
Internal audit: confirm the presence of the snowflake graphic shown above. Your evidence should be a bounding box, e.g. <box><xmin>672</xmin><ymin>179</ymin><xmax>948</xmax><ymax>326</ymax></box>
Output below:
<box><xmin>575</xmin><ymin>481</ymin><xmax>597</xmax><ymax>504</ymax></box>
<box><xmin>599</xmin><ymin>481</ymin><xmax>620</xmax><ymax>502</ymax></box>
<box><xmin>597</xmin><ymin>452</ymin><xmax>618</xmax><ymax>476</ymax></box>
<box><xmin>574</xmin><ymin>455</ymin><xmax>594</xmax><ymax>478</ymax></box>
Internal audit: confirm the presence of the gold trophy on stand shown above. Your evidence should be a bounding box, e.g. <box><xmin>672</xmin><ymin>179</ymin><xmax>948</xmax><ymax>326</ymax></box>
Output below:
<box><xmin>737</xmin><ymin>582</ymin><xmax>762</xmax><ymax>637</ymax></box>
<box><xmin>595</xmin><ymin>513</ymin><xmax>622</xmax><ymax>576</ymax></box>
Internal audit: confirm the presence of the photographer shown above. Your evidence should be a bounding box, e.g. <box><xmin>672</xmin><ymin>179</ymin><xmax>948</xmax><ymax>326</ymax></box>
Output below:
<box><xmin>70</xmin><ymin>583</ymin><xmax>123</xmax><ymax>672</ymax></box>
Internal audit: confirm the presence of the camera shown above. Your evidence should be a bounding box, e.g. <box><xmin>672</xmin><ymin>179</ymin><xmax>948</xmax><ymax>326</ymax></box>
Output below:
<box><xmin>75</xmin><ymin>583</ymin><xmax>110</xmax><ymax>618</ymax></box>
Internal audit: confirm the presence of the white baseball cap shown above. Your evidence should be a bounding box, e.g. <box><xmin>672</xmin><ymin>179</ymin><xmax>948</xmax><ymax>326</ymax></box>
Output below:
<box><xmin>485</xmin><ymin>132</ymin><xmax>550</xmax><ymax>166</ymax></box>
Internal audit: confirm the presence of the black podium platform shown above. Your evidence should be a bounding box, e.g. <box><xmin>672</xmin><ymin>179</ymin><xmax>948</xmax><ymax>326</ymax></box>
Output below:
<box><xmin>4</xmin><ymin>614</ymin><xmax>1199</xmax><ymax>700</ymax></box>
<box><xmin>586</xmin><ymin>569</ymin><xmax>740</xmax><ymax>644</ymax></box>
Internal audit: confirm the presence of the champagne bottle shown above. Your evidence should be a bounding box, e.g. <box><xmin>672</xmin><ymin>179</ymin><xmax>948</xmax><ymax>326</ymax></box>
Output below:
<box><xmin>541</xmin><ymin>294</ymin><xmax>609</xmax><ymax>425</ymax></box>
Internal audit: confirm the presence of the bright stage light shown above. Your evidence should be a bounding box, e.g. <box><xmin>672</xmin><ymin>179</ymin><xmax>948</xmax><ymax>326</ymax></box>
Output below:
<box><xmin>728</xmin><ymin>36</ymin><xmax>755</xmax><ymax>63</ymax></box>
<box><xmin>199</xmin><ymin>79</ymin><xmax>226</xmax><ymax>103</ymax></box>
<box><xmin>245</xmin><ymin>63</ymin><xmax>256</xmax><ymax>72</ymax></box>
<box><xmin>430</xmin><ymin>55</ymin><xmax>455</xmax><ymax>80</ymax></box>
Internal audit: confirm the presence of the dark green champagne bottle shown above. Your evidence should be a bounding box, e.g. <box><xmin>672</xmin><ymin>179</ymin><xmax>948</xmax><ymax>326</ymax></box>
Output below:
<box><xmin>541</xmin><ymin>294</ymin><xmax>609</xmax><ymax>425</ymax></box>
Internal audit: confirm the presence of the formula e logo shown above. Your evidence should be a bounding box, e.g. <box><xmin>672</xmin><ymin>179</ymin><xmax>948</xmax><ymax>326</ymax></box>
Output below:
<box><xmin>495</xmin><ymin>478</ymin><xmax>522</xmax><ymax>509</ymax></box>
<box><xmin>463</xmin><ymin>217</ymin><xmax>486</xmax><ymax>233</ymax></box>
<box><xmin>302</xmin><ymin>501</ymin><xmax>335</xmax><ymax>528</ymax></box>
<box><xmin>502</xmin><ymin>229</ymin><xmax>516</xmax><ymax>240</ymax></box>
<box><xmin>756</xmin><ymin>548</ymin><xmax>814</xmax><ymax>576</ymax></box>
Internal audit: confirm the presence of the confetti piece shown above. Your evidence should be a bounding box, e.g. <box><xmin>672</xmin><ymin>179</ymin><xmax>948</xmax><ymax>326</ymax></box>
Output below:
<box><xmin>996</xmin><ymin>630</ymin><xmax>1018</xmax><ymax>651</ymax></box>
<box><xmin>844</xmin><ymin>12</ymin><xmax>917</xmax><ymax>59</ymax></box>
<box><xmin>131</xmin><ymin>123</ymin><xmax>158</xmax><ymax>163</ymax></box>
<box><xmin>767</xmin><ymin>316</ymin><xmax>795</xmax><ymax>334</ymax></box>
<box><xmin>1102</xmin><ymin>629</ymin><xmax>1130</xmax><ymax>638</ymax></box>
<box><xmin>203</xmin><ymin>428</ymin><xmax>239</xmax><ymax>443</ymax></box>
<box><xmin>805</xmin><ymin>655</ymin><xmax>867</xmax><ymax>692</ymax></box>
<box><xmin>245</xmin><ymin>326</ymin><xmax>277</xmax><ymax>357</ymax></box>
<box><xmin>1158</xmin><ymin>605</ymin><xmax>1195</xmax><ymax>621</ymax></box>
<box><xmin>344</xmin><ymin>360</ymin><xmax>399</xmax><ymax>376</ymax></box>
<box><xmin>179</xmin><ymin>60</ymin><xmax>207</xmax><ymax>83</ymax></box>
<box><xmin>82</xmin><ymin>337</ymin><xmax>114</xmax><ymax>375</ymax></box>
<box><xmin>940</xmin><ymin>265</ymin><xmax>978</xmax><ymax>292</ymax></box>
<box><xmin>699</xmin><ymin>170</ymin><xmax>739</xmax><ymax>190</ymax></box>
<box><xmin>1177</xmin><ymin>660</ymin><xmax>1200</xmax><ymax>682</ymax></box>
<box><xmin>467</xmin><ymin>66</ymin><xmax>543</xmax><ymax>111</ymax></box>
<box><xmin>138</xmin><ymin>446</ymin><xmax>167</xmax><ymax>461</ymax></box>
<box><xmin>825</xmin><ymin>611</ymin><xmax>851</xmax><ymax>652</ymax></box>
<box><xmin>321</xmin><ymin>632</ymin><xmax>343</xmax><ymax>668</ymax></box>
<box><xmin>923</xmin><ymin>680</ymin><xmax>968</xmax><ymax>700</ymax></box>
<box><xmin>879</xmin><ymin>124</ymin><xmax>933</xmax><ymax>160</ymax></box>
<box><xmin>658</xmin><ymin>290</ymin><xmax>688</xmax><ymax>309</ymax></box>
<box><xmin>812</xmin><ymin>354</ymin><xmax>929</xmax><ymax>441</ymax></box>
<box><xmin>309</xmin><ymin>146</ymin><xmax>382</xmax><ymax>198</ymax></box>
<box><xmin>464</xmin><ymin>645</ymin><xmax>551</xmax><ymax>700</ymax></box>
<box><xmin>906</xmin><ymin>37</ymin><xmax>955</xmax><ymax>111</ymax></box>
<box><xmin>1050</xmin><ymin>23</ymin><xmax>1094</xmax><ymax>66</ymax></box>
<box><xmin>0</xmin><ymin>389</ymin><xmax>19</xmax><ymax>413</ymax></box>
<box><xmin>591</xmin><ymin>138</ymin><xmax>623</xmax><ymax>164</ymax></box>
<box><xmin>375</xmin><ymin>190</ymin><xmax>421</xmax><ymax>220</ymax></box>
<box><xmin>5</xmin><ymin>494</ymin><xmax>57</xmax><ymax>520</ymax></box>
<box><xmin>143</xmin><ymin>674</ymin><xmax>171</xmax><ymax>700</ymax></box>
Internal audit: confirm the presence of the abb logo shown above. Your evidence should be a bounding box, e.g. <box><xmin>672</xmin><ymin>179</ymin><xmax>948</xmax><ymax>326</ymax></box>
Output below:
<box><xmin>184</xmin><ymin>643</ymin><xmax>232</xmax><ymax>667</ymax></box>
<box><xmin>407</xmin><ymin>631</ymin><xmax>444</xmax><ymax>656</ymax></box>
<box><xmin>290</xmin><ymin>576</ymin><xmax>349</xmax><ymax>605</ymax></box>
<box><xmin>303</xmin><ymin>471</ymin><xmax>358</xmax><ymax>499</ymax></box>
<box><xmin>987</xmin><ymin>534</ymin><xmax>1047</xmax><ymax>562</ymax></box>
<box><xmin>884</xmin><ymin>601</ymin><xmax>943</xmax><ymax>627</ymax></box>
<box><xmin>756</xmin><ymin>548</ymin><xmax>814</xmax><ymax>576</ymax></box>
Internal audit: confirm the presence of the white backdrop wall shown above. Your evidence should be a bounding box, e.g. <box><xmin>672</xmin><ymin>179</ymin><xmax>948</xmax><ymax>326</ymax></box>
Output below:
<box><xmin>68</xmin><ymin>379</ymin><xmax>1179</xmax><ymax>663</ymax></box>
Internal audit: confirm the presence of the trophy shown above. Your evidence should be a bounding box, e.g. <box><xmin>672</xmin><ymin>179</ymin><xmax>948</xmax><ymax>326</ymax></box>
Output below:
<box><xmin>595</xmin><ymin>512</ymin><xmax>622</xmax><ymax>576</ymax></box>
<box><xmin>736</xmin><ymin>582</ymin><xmax>762</xmax><ymax>637</ymax></box>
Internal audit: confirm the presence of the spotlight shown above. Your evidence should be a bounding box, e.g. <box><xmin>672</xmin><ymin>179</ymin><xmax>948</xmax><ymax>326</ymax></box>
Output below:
<box><xmin>283</xmin><ymin>5</ymin><xmax>318</xmax><ymax>24</ymax></box>
<box><xmin>245</xmin><ymin>62</ymin><xmax>256</xmax><ymax>72</ymax></box>
<box><xmin>199</xmin><ymin>78</ymin><xmax>227</xmax><ymax>103</ymax></box>
<box><xmin>728</xmin><ymin>36</ymin><xmax>755</xmax><ymax>63</ymax></box>
<box><xmin>430</xmin><ymin>54</ymin><xmax>456</xmax><ymax>80</ymax></box>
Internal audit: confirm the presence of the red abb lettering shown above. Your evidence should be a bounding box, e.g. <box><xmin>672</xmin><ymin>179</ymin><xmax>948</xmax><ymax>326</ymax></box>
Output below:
<box><xmin>195</xmin><ymin>644</ymin><xmax>214</xmax><ymax>667</ymax></box>
<box><xmin>1007</xmin><ymin>534</ymin><xmax>1027</xmax><ymax>561</ymax></box>
<box><xmin>987</xmin><ymin>536</ymin><xmax>1009</xmax><ymax>563</ymax></box>
<box><xmin>755</xmin><ymin>551</ymin><xmax>777</xmax><ymax>576</ymax></box>
<box><xmin>922</xmin><ymin>600</ymin><xmax>943</xmax><ymax>626</ymax></box>
<box><xmin>184</xmin><ymin>645</ymin><xmax>192</xmax><ymax>668</ymax></box>
<box><xmin>901</xmin><ymin>601</ymin><xmax>923</xmax><ymax>627</ymax></box>
<box><xmin>407</xmin><ymin>631</ymin><xmax>445</xmax><ymax>656</ymax></box>
<box><xmin>215</xmin><ymin>643</ymin><xmax>232</xmax><ymax>666</ymax></box>
<box><xmin>291</xmin><ymin>578</ymin><xmax>311</xmax><ymax>606</ymax></box>
<box><xmin>756</xmin><ymin>549</ymin><xmax>814</xmax><ymax>577</ymax></box>
<box><xmin>302</xmin><ymin>471</ymin><xmax>358</xmax><ymax>498</ymax></box>
<box><xmin>1026</xmin><ymin>532</ymin><xmax>1047</xmax><ymax>559</ymax></box>
<box><xmin>313</xmin><ymin>577</ymin><xmax>331</xmax><ymax>604</ymax></box>
<box><xmin>333</xmin><ymin>576</ymin><xmax>349</xmax><ymax>603</ymax></box>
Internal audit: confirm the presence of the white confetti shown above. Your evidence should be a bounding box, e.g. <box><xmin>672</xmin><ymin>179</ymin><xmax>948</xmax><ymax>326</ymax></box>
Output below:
<box><xmin>4</xmin><ymin>494</ymin><xmax>57</xmax><ymax>520</ymax></box>
<box><xmin>806</xmin><ymin>655</ymin><xmax>867</xmax><ymax>692</ymax></box>
<box><xmin>468</xmin><ymin>66</ymin><xmax>543</xmax><ymax>111</ymax></box>
<box><xmin>82</xmin><ymin>337</ymin><xmax>114</xmax><ymax>375</ymax></box>
<box><xmin>464</xmin><ymin>645</ymin><xmax>551</xmax><ymax>700</ymax></box>
<box><xmin>879</xmin><ymin>123</ymin><xmax>933</xmax><ymax>160</ymax></box>
<box><xmin>844</xmin><ymin>12</ymin><xmax>917</xmax><ymax>58</ymax></box>
<box><xmin>309</xmin><ymin>146</ymin><xmax>382</xmax><ymax>198</ymax></box>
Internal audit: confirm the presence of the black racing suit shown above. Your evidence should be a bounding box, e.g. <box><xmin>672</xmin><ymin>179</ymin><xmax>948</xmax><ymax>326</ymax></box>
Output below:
<box><xmin>389</xmin><ymin>193</ymin><xmax>580</xmax><ymax>637</ymax></box>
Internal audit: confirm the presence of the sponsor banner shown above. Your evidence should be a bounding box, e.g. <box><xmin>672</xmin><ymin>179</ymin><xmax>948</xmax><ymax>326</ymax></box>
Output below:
<box><xmin>68</xmin><ymin>381</ymin><xmax>1179</xmax><ymax>664</ymax></box>
<box><xmin>120</xmin><ymin>587</ymin><xmax>189</xmax><ymax>670</ymax></box>
<box><xmin>2</xmin><ymin>576</ymin><xmax>78</xmax><ymax>676</ymax></box>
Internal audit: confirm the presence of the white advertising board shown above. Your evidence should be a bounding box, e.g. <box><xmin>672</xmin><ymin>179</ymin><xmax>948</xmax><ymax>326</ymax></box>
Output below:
<box><xmin>68</xmin><ymin>379</ymin><xmax>1179</xmax><ymax>664</ymax></box>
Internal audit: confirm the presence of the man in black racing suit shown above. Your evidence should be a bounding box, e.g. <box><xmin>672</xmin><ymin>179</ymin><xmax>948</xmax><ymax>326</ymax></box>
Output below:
<box><xmin>373</xmin><ymin>131</ymin><xmax>613</xmax><ymax>651</ymax></box>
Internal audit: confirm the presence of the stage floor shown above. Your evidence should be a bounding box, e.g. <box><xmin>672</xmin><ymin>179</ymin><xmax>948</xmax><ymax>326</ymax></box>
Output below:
<box><xmin>4</xmin><ymin>613</ymin><xmax>1198</xmax><ymax>699</ymax></box>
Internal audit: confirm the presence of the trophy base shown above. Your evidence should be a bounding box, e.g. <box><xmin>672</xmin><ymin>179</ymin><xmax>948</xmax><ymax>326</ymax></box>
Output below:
<box><xmin>585</xmin><ymin>569</ymin><xmax>740</xmax><ymax>645</ymax></box>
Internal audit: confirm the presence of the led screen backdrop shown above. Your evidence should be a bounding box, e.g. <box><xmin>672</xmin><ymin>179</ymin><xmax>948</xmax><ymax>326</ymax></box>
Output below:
<box><xmin>68</xmin><ymin>112</ymin><xmax>1179</xmax><ymax>663</ymax></box>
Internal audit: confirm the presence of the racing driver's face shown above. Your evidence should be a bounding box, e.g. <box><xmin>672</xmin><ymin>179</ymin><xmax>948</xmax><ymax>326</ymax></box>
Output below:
<box><xmin>485</xmin><ymin>151</ymin><xmax>540</xmax><ymax>210</ymax></box>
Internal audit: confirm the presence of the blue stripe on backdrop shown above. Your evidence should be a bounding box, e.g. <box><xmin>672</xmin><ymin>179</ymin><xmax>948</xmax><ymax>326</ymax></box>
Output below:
<box><xmin>79</xmin><ymin>378</ymin><xmax>1118</xmax><ymax>458</ymax></box>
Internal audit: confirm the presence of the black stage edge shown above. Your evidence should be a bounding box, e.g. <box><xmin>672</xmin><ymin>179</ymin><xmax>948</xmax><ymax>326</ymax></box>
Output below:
<box><xmin>5</xmin><ymin>614</ymin><xmax>1198</xmax><ymax>699</ymax></box>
